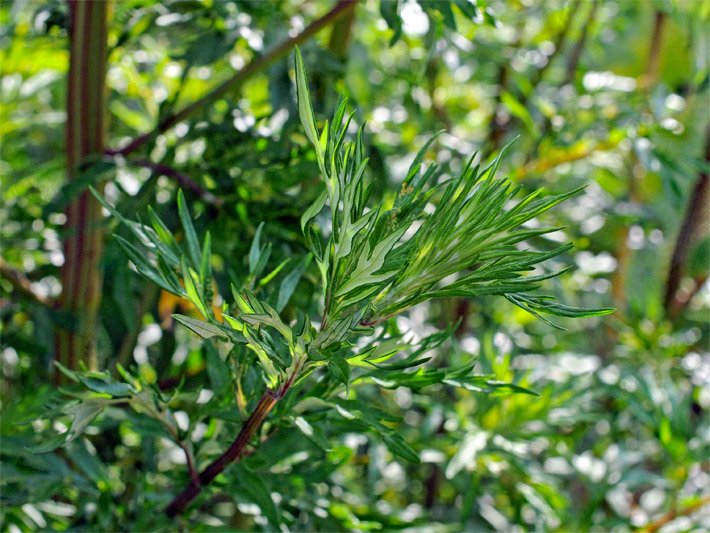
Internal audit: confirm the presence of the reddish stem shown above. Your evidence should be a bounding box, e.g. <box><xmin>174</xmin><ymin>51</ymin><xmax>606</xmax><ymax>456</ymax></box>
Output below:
<box><xmin>164</xmin><ymin>389</ymin><xmax>279</xmax><ymax>517</ymax></box>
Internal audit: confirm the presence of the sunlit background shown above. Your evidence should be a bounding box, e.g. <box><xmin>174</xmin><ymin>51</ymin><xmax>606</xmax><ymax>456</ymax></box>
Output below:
<box><xmin>1</xmin><ymin>0</ymin><xmax>709</xmax><ymax>531</ymax></box>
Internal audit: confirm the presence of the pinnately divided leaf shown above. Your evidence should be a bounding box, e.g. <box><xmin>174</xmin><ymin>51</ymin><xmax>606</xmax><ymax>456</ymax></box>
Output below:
<box><xmin>293</xmin><ymin>62</ymin><xmax>614</xmax><ymax>329</ymax></box>
<box><xmin>67</xmin><ymin>53</ymin><xmax>618</xmax><ymax>519</ymax></box>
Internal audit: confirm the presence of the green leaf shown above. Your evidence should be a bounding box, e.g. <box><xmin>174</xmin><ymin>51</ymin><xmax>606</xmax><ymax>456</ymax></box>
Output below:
<box><xmin>114</xmin><ymin>235</ymin><xmax>175</xmax><ymax>294</ymax></box>
<box><xmin>443</xmin><ymin>376</ymin><xmax>539</xmax><ymax>396</ymax></box>
<box><xmin>380</xmin><ymin>0</ymin><xmax>403</xmax><ymax>45</ymax></box>
<box><xmin>328</xmin><ymin>355</ymin><xmax>351</xmax><ymax>390</ymax></box>
<box><xmin>27</xmin><ymin>432</ymin><xmax>72</xmax><ymax>454</ymax></box>
<box><xmin>204</xmin><ymin>341</ymin><xmax>230</xmax><ymax>393</ymax></box>
<box><xmin>200</xmin><ymin>231</ymin><xmax>212</xmax><ymax>288</ymax></box>
<box><xmin>147</xmin><ymin>205</ymin><xmax>180</xmax><ymax>252</ymax></box>
<box><xmin>259</xmin><ymin>258</ymin><xmax>290</xmax><ymax>286</ymax></box>
<box><xmin>369</xmin><ymin>356</ymin><xmax>432</xmax><ymax>370</ymax></box>
<box><xmin>249</xmin><ymin>222</ymin><xmax>265</xmax><ymax>274</ymax></box>
<box><xmin>234</xmin><ymin>464</ymin><xmax>281</xmax><ymax>525</ymax></box>
<box><xmin>77</xmin><ymin>375</ymin><xmax>134</xmax><ymax>397</ymax></box>
<box><xmin>301</xmin><ymin>189</ymin><xmax>328</xmax><ymax>232</ymax></box>
<box><xmin>294</xmin><ymin>47</ymin><xmax>321</xmax><ymax>160</ymax></box>
<box><xmin>276</xmin><ymin>255</ymin><xmax>311</xmax><ymax>312</ymax></box>
<box><xmin>177</xmin><ymin>189</ymin><xmax>201</xmax><ymax>268</ymax></box>
<box><xmin>53</xmin><ymin>361</ymin><xmax>80</xmax><ymax>383</ymax></box>
<box><xmin>180</xmin><ymin>256</ymin><xmax>209</xmax><ymax>318</ymax></box>
<box><xmin>383</xmin><ymin>433</ymin><xmax>420</xmax><ymax>463</ymax></box>
<box><xmin>293</xmin><ymin>416</ymin><xmax>331</xmax><ymax>451</ymax></box>
<box><xmin>501</xmin><ymin>91</ymin><xmax>539</xmax><ymax>136</ymax></box>
<box><xmin>482</xmin><ymin>380</ymin><xmax>539</xmax><ymax>396</ymax></box>
<box><xmin>65</xmin><ymin>439</ymin><xmax>110</xmax><ymax>485</ymax></box>
<box><xmin>173</xmin><ymin>314</ymin><xmax>228</xmax><ymax>340</ymax></box>
<box><xmin>28</xmin><ymin>401</ymin><xmax>106</xmax><ymax>454</ymax></box>
<box><xmin>452</xmin><ymin>0</ymin><xmax>480</xmax><ymax>20</ymax></box>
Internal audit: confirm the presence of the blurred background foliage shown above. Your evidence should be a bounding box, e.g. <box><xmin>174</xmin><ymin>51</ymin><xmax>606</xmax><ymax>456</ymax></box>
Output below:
<box><xmin>1</xmin><ymin>0</ymin><xmax>709</xmax><ymax>531</ymax></box>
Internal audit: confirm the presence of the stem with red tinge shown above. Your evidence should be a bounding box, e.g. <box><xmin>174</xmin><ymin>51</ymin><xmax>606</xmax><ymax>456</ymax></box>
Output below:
<box><xmin>164</xmin><ymin>359</ymin><xmax>304</xmax><ymax>518</ymax></box>
<box><xmin>56</xmin><ymin>0</ymin><xmax>109</xmax><ymax>378</ymax></box>
<box><xmin>164</xmin><ymin>389</ymin><xmax>279</xmax><ymax>517</ymax></box>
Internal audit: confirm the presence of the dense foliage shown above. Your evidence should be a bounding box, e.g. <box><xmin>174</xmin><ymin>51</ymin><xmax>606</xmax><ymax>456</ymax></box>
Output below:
<box><xmin>1</xmin><ymin>1</ymin><xmax>708</xmax><ymax>531</ymax></box>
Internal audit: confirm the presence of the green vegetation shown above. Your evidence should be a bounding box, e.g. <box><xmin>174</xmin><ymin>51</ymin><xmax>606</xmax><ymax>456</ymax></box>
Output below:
<box><xmin>1</xmin><ymin>1</ymin><xmax>708</xmax><ymax>531</ymax></box>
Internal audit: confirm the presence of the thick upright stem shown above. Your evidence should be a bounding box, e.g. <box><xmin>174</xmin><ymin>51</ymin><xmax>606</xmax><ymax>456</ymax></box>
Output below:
<box><xmin>55</xmin><ymin>0</ymin><xmax>108</xmax><ymax>376</ymax></box>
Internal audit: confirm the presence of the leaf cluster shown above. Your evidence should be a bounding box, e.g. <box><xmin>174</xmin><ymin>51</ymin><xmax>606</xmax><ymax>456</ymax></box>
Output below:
<box><xmin>294</xmin><ymin>48</ymin><xmax>613</xmax><ymax>332</ymax></box>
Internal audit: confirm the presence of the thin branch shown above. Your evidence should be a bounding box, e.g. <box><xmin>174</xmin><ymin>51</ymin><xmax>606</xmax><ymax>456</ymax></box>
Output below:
<box><xmin>513</xmin><ymin>137</ymin><xmax>621</xmax><ymax>180</ymax></box>
<box><xmin>664</xmin><ymin>126</ymin><xmax>710</xmax><ymax>316</ymax></box>
<box><xmin>0</xmin><ymin>257</ymin><xmax>54</xmax><ymax>307</ymax></box>
<box><xmin>178</xmin><ymin>441</ymin><xmax>200</xmax><ymax>487</ymax></box>
<box><xmin>612</xmin><ymin>11</ymin><xmax>670</xmax><ymax>312</ymax></box>
<box><xmin>129</xmin><ymin>159</ymin><xmax>223</xmax><ymax>207</ymax></box>
<box><xmin>642</xmin><ymin>495</ymin><xmax>710</xmax><ymax>533</ymax></box>
<box><xmin>563</xmin><ymin>0</ymin><xmax>598</xmax><ymax>86</ymax></box>
<box><xmin>642</xmin><ymin>11</ymin><xmax>667</xmax><ymax>90</ymax></box>
<box><xmin>107</xmin><ymin>0</ymin><xmax>357</xmax><ymax>159</ymax></box>
<box><xmin>164</xmin><ymin>356</ymin><xmax>304</xmax><ymax>517</ymax></box>
<box><xmin>519</xmin><ymin>5</ymin><xmax>576</xmax><ymax>111</ymax></box>
<box><xmin>164</xmin><ymin>388</ymin><xmax>279</xmax><ymax>517</ymax></box>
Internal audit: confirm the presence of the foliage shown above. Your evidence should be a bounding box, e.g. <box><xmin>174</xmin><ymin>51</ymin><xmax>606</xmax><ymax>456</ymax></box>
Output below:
<box><xmin>1</xmin><ymin>0</ymin><xmax>708</xmax><ymax>531</ymax></box>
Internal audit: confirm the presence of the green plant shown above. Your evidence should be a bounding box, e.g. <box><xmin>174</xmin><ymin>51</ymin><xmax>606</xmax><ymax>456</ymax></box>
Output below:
<box><xmin>31</xmin><ymin>48</ymin><xmax>612</xmax><ymax>522</ymax></box>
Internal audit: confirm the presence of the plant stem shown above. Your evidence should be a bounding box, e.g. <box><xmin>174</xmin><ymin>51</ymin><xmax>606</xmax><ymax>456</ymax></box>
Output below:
<box><xmin>0</xmin><ymin>257</ymin><xmax>54</xmax><ymax>307</ymax></box>
<box><xmin>642</xmin><ymin>495</ymin><xmax>710</xmax><ymax>533</ymax></box>
<box><xmin>55</xmin><ymin>0</ymin><xmax>109</xmax><ymax>377</ymax></box>
<box><xmin>164</xmin><ymin>354</ymin><xmax>305</xmax><ymax>518</ymax></box>
<box><xmin>664</xmin><ymin>126</ymin><xmax>710</xmax><ymax>316</ymax></box>
<box><xmin>129</xmin><ymin>159</ymin><xmax>223</xmax><ymax>207</ymax></box>
<box><xmin>164</xmin><ymin>389</ymin><xmax>279</xmax><ymax>517</ymax></box>
<box><xmin>563</xmin><ymin>0</ymin><xmax>598</xmax><ymax>86</ymax></box>
<box><xmin>108</xmin><ymin>0</ymin><xmax>357</xmax><ymax>158</ymax></box>
<box><xmin>643</xmin><ymin>11</ymin><xmax>666</xmax><ymax>89</ymax></box>
<box><xmin>514</xmin><ymin>137</ymin><xmax>621</xmax><ymax>180</ymax></box>
<box><xmin>179</xmin><ymin>441</ymin><xmax>200</xmax><ymax>487</ymax></box>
